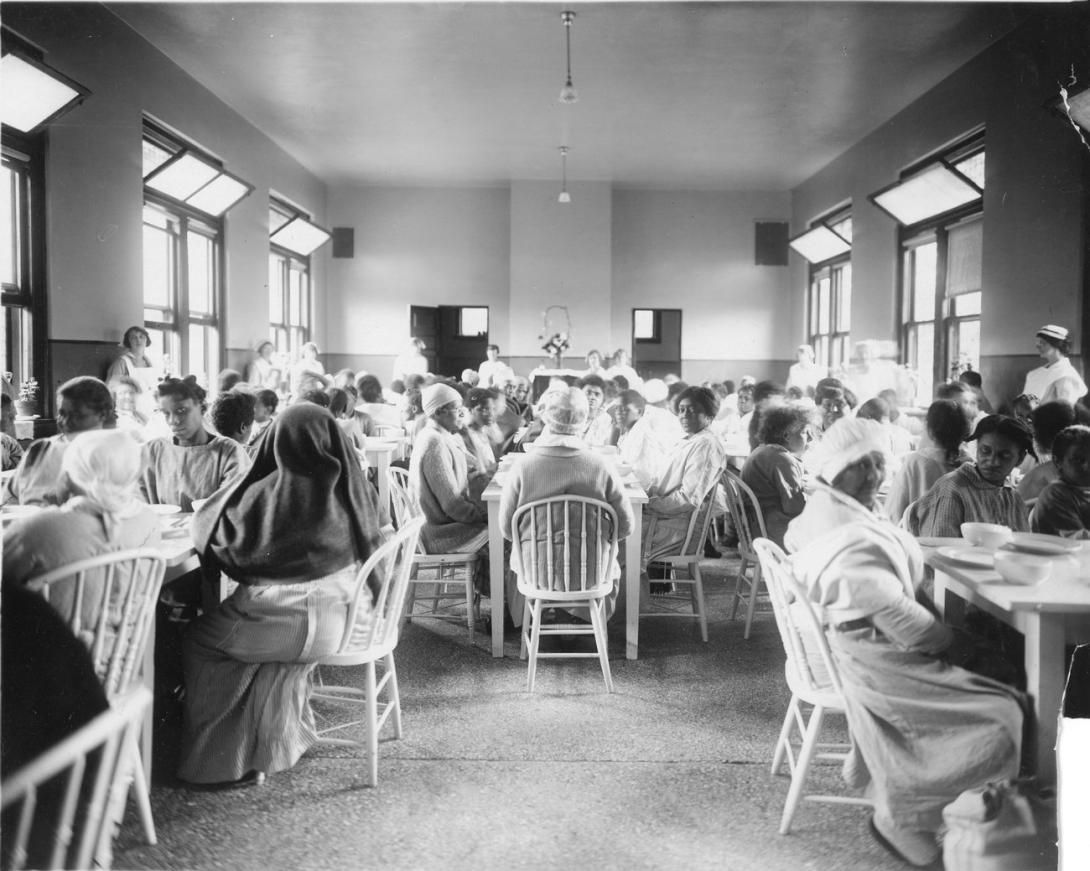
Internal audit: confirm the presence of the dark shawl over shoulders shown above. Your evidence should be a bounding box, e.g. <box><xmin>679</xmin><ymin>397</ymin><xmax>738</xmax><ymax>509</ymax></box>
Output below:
<box><xmin>191</xmin><ymin>404</ymin><xmax>383</xmax><ymax>589</ymax></box>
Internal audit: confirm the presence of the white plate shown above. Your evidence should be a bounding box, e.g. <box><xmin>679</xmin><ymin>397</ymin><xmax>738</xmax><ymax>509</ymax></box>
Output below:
<box><xmin>937</xmin><ymin>546</ymin><xmax>994</xmax><ymax>569</ymax></box>
<box><xmin>149</xmin><ymin>503</ymin><xmax>182</xmax><ymax>516</ymax></box>
<box><xmin>917</xmin><ymin>536</ymin><xmax>965</xmax><ymax>548</ymax></box>
<box><xmin>1004</xmin><ymin>533</ymin><xmax>1081</xmax><ymax>557</ymax></box>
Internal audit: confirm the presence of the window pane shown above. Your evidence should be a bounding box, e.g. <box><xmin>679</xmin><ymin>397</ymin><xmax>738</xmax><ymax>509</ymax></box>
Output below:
<box><xmin>910</xmin><ymin>241</ymin><xmax>937</xmax><ymax>322</ymax></box>
<box><xmin>817</xmin><ymin>277</ymin><xmax>831</xmax><ymax>334</ymax></box>
<box><xmin>3</xmin><ymin>304</ymin><xmax>32</xmax><ymax>385</ymax></box>
<box><xmin>835</xmin><ymin>263</ymin><xmax>852</xmax><ymax>333</ymax></box>
<box><xmin>143</xmin><ymin>222</ymin><xmax>174</xmax><ymax>309</ymax></box>
<box><xmin>186</xmin><ymin>324</ymin><xmax>218</xmax><ymax>388</ymax></box>
<box><xmin>954</xmin><ymin>291</ymin><xmax>981</xmax><ymax>317</ymax></box>
<box><xmin>289</xmin><ymin>269</ymin><xmax>302</xmax><ymax>324</ymax></box>
<box><xmin>291</xmin><ymin>264</ymin><xmax>309</xmax><ymax>330</ymax></box>
<box><xmin>269</xmin><ymin>254</ymin><xmax>283</xmax><ymax>322</ymax></box>
<box><xmin>953</xmin><ymin>151</ymin><xmax>985</xmax><ymax>189</ymax></box>
<box><xmin>1</xmin><ymin>166</ymin><xmax>17</xmax><ymax>287</ymax></box>
<box><xmin>814</xmin><ymin>335</ymin><xmax>830</xmax><ymax>369</ymax></box>
<box><xmin>142</xmin><ymin>138</ymin><xmax>174</xmax><ymax>177</ymax></box>
<box><xmin>187</xmin><ymin>230</ymin><xmax>214</xmax><ymax>315</ymax></box>
<box><xmin>829</xmin><ymin>216</ymin><xmax>852</xmax><ymax>243</ymax></box>
<box><xmin>912</xmin><ymin>323</ymin><xmax>935</xmax><ymax>404</ymax></box>
<box><xmin>633</xmin><ymin>309</ymin><xmax>655</xmax><ymax>339</ymax></box>
<box><xmin>145</xmin><ymin>326</ymin><xmax>176</xmax><ymax>376</ymax></box>
<box><xmin>954</xmin><ymin>319</ymin><xmax>981</xmax><ymax>375</ymax></box>
<box><xmin>459</xmin><ymin>307</ymin><xmax>488</xmax><ymax>337</ymax></box>
<box><xmin>269</xmin><ymin>206</ymin><xmax>292</xmax><ymax>235</ymax></box>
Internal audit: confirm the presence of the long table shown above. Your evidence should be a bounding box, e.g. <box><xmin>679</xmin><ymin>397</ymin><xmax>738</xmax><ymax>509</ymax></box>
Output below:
<box><xmin>923</xmin><ymin>544</ymin><xmax>1090</xmax><ymax>784</ymax></box>
<box><xmin>481</xmin><ymin>460</ymin><xmax>649</xmax><ymax>659</ymax></box>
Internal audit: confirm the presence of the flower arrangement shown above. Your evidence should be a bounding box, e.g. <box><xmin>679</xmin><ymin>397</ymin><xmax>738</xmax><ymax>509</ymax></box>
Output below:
<box><xmin>539</xmin><ymin>305</ymin><xmax>573</xmax><ymax>367</ymax></box>
<box><xmin>18</xmin><ymin>377</ymin><xmax>39</xmax><ymax>403</ymax></box>
<box><xmin>540</xmin><ymin>332</ymin><xmax>570</xmax><ymax>358</ymax></box>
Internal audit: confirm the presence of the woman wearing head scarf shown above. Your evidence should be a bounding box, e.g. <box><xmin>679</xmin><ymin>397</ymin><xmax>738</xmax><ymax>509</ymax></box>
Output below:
<box><xmin>1022</xmin><ymin>324</ymin><xmax>1087</xmax><ymax>406</ymax></box>
<box><xmin>4</xmin><ymin>376</ymin><xmax>117</xmax><ymax>506</ymax></box>
<box><xmin>179</xmin><ymin>403</ymin><xmax>384</xmax><ymax>785</ymax></box>
<box><xmin>498</xmin><ymin>387</ymin><xmax>634</xmax><ymax>621</ymax></box>
<box><xmin>906</xmin><ymin>415</ymin><xmax>1033</xmax><ymax>537</ymax></box>
<box><xmin>3</xmin><ymin>428</ymin><xmax>161</xmax><ymax>587</ymax></box>
<box><xmin>785</xmin><ymin>418</ymin><xmax>1024</xmax><ymax>867</ymax></box>
<box><xmin>409</xmin><ymin>383</ymin><xmax>488</xmax><ymax>555</ymax></box>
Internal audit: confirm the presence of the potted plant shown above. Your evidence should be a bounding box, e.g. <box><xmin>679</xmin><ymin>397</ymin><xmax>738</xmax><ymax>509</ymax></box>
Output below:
<box><xmin>16</xmin><ymin>377</ymin><xmax>39</xmax><ymax>417</ymax></box>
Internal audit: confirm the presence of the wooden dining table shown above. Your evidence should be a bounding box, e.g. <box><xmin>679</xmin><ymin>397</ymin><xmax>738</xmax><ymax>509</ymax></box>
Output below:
<box><xmin>923</xmin><ymin>540</ymin><xmax>1090</xmax><ymax>784</ymax></box>
<box><xmin>362</xmin><ymin>436</ymin><xmax>409</xmax><ymax>519</ymax></box>
<box><xmin>481</xmin><ymin>458</ymin><xmax>649</xmax><ymax>659</ymax></box>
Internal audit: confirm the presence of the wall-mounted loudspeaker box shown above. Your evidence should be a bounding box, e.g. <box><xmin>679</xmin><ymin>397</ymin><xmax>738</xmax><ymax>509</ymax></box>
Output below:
<box><xmin>754</xmin><ymin>221</ymin><xmax>789</xmax><ymax>266</ymax></box>
<box><xmin>332</xmin><ymin>227</ymin><xmax>355</xmax><ymax>258</ymax></box>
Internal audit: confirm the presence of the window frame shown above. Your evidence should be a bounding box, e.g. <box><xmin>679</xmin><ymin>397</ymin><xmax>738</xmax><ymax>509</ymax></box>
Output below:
<box><xmin>896</xmin><ymin>134</ymin><xmax>985</xmax><ymax>402</ymax></box>
<box><xmin>633</xmin><ymin>309</ymin><xmax>661</xmax><ymax>342</ymax></box>
<box><xmin>805</xmin><ymin>206</ymin><xmax>852</xmax><ymax>371</ymax></box>
<box><xmin>269</xmin><ymin>198</ymin><xmax>312</xmax><ymax>361</ymax></box>
<box><xmin>2</xmin><ymin>130</ymin><xmax>47</xmax><ymax>415</ymax></box>
<box><xmin>142</xmin><ymin>122</ymin><xmax>226</xmax><ymax>384</ymax></box>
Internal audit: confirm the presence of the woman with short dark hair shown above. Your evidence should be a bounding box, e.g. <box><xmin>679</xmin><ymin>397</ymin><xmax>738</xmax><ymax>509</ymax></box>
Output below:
<box><xmin>1032</xmin><ymin>424</ymin><xmax>1090</xmax><ymax>536</ymax></box>
<box><xmin>106</xmin><ymin>325</ymin><xmax>155</xmax><ymax>388</ymax></box>
<box><xmin>4</xmin><ymin>377</ymin><xmax>115</xmax><ymax>506</ymax></box>
<box><xmin>741</xmin><ymin>405</ymin><xmax>813</xmax><ymax>546</ymax></box>
<box><xmin>906</xmin><ymin>415</ymin><xmax>1033</xmax><ymax>537</ymax></box>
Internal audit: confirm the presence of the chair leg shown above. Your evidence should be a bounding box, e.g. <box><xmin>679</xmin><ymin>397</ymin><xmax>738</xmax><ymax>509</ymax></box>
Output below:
<box><xmin>771</xmin><ymin>694</ymin><xmax>798</xmax><ymax>776</ymax></box>
<box><xmin>731</xmin><ymin>559</ymin><xmax>748</xmax><ymax>620</ymax></box>
<box><xmin>692</xmin><ymin>564</ymin><xmax>708</xmax><ymax>642</ymax></box>
<box><xmin>402</xmin><ymin>579</ymin><xmax>417</xmax><ymax>627</ymax></box>
<box><xmin>127</xmin><ymin>732</ymin><xmax>157</xmax><ymax>845</ymax></box>
<box><xmin>464</xmin><ymin>575</ymin><xmax>475</xmax><ymax>641</ymax></box>
<box><xmin>365</xmin><ymin>660</ymin><xmax>379</xmax><ymax>787</ymax></box>
<box><xmin>589</xmin><ymin>600</ymin><xmax>614</xmax><ymax>693</ymax></box>
<box><xmin>743</xmin><ymin>562</ymin><xmax>762</xmax><ymax>640</ymax></box>
<box><xmin>520</xmin><ymin>597</ymin><xmax>532</xmax><ymax>660</ymax></box>
<box><xmin>385</xmin><ymin>652</ymin><xmax>403</xmax><ymax>740</ymax></box>
<box><xmin>779</xmin><ymin>702</ymin><xmax>826</xmax><ymax>835</ymax></box>
<box><xmin>527</xmin><ymin>600</ymin><xmax>543</xmax><ymax>692</ymax></box>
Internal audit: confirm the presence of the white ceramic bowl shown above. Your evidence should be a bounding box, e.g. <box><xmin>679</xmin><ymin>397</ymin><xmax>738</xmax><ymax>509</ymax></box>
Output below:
<box><xmin>993</xmin><ymin>549</ymin><xmax>1052</xmax><ymax>585</ymax></box>
<box><xmin>960</xmin><ymin>522</ymin><xmax>1013</xmax><ymax>550</ymax></box>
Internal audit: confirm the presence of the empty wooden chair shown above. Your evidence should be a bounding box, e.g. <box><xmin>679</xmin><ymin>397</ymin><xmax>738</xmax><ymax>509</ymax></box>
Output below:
<box><xmin>27</xmin><ymin>549</ymin><xmax>167</xmax><ymax>849</ymax></box>
<box><xmin>387</xmin><ymin>465</ymin><xmax>477</xmax><ymax>640</ymax></box>
<box><xmin>311</xmin><ymin>515</ymin><xmax>423</xmax><ymax>787</ymax></box>
<box><xmin>1</xmin><ymin>686</ymin><xmax>152</xmax><ymax>871</ymax></box>
<box><xmin>639</xmin><ymin>484</ymin><xmax>718</xmax><ymax>642</ymax></box>
<box><xmin>752</xmin><ymin>538</ymin><xmax>869</xmax><ymax>834</ymax></box>
<box><xmin>721</xmin><ymin>468</ymin><xmax>770</xmax><ymax>639</ymax></box>
<box><xmin>511</xmin><ymin>496</ymin><xmax>619</xmax><ymax>692</ymax></box>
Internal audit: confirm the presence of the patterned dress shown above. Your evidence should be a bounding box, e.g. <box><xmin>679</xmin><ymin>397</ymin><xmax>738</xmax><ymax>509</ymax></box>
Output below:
<box><xmin>907</xmin><ymin>463</ymin><xmax>1029</xmax><ymax>538</ymax></box>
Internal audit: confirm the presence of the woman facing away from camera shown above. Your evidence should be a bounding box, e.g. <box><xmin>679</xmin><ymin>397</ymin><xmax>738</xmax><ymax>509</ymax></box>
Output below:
<box><xmin>179</xmin><ymin>403</ymin><xmax>384</xmax><ymax>785</ymax></box>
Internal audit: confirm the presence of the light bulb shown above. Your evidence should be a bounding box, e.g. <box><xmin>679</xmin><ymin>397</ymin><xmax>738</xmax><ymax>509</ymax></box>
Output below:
<box><xmin>559</xmin><ymin>79</ymin><xmax>579</xmax><ymax>105</ymax></box>
<box><xmin>558</xmin><ymin>190</ymin><xmax>572</xmax><ymax>204</ymax></box>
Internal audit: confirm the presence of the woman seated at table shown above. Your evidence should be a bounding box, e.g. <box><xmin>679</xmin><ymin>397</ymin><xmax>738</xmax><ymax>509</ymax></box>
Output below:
<box><xmin>3</xmin><ymin>428</ymin><xmax>160</xmax><ymax>588</ymax></box>
<box><xmin>614</xmin><ymin>389</ymin><xmax>666</xmax><ymax>488</ymax></box>
<box><xmin>906</xmin><ymin>415</ymin><xmax>1033</xmax><ymax>538</ymax></box>
<box><xmin>640</xmin><ymin>386</ymin><xmax>726</xmax><ymax>570</ymax></box>
<box><xmin>180</xmin><ymin>403</ymin><xmax>383</xmax><ymax>785</ymax></box>
<box><xmin>740</xmin><ymin>404</ymin><xmax>812</xmax><ymax>547</ymax></box>
<box><xmin>786</xmin><ymin>418</ymin><xmax>1024</xmax><ymax>867</ymax></box>
<box><xmin>355</xmin><ymin>374</ymin><xmax>403</xmax><ymax>431</ymax></box>
<box><xmin>462</xmin><ymin>387</ymin><xmax>502</xmax><ymax>475</ymax></box>
<box><xmin>1017</xmin><ymin>400</ymin><xmax>1077</xmax><ymax>502</ymax></box>
<box><xmin>499</xmin><ymin>387</ymin><xmax>634</xmax><ymax>620</ymax></box>
<box><xmin>140</xmin><ymin>376</ymin><xmax>251</xmax><ymax>512</ymax></box>
<box><xmin>327</xmin><ymin>387</ymin><xmax>367</xmax><ymax>450</ymax></box>
<box><xmin>1031</xmin><ymin>424</ymin><xmax>1090</xmax><ymax>537</ymax></box>
<box><xmin>409</xmin><ymin>383</ymin><xmax>489</xmax><ymax>556</ymax></box>
<box><xmin>883</xmin><ymin>399</ymin><xmax>970</xmax><ymax>523</ymax></box>
<box><xmin>578</xmin><ymin>375</ymin><xmax>616</xmax><ymax>448</ymax></box>
<box><xmin>4</xmin><ymin>377</ymin><xmax>115</xmax><ymax>506</ymax></box>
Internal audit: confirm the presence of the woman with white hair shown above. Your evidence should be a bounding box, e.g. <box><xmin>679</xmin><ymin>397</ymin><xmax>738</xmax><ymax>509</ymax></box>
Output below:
<box><xmin>3</xmin><ymin>429</ymin><xmax>160</xmax><ymax>586</ymax></box>
<box><xmin>409</xmin><ymin>382</ymin><xmax>489</xmax><ymax>555</ymax></box>
<box><xmin>498</xmin><ymin>387</ymin><xmax>634</xmax><ymax>621</ymax></box>
<box><xmin>785</xmin><ymin>418</ymin><xmax>1024</xmax><ymax>867</ymax></box>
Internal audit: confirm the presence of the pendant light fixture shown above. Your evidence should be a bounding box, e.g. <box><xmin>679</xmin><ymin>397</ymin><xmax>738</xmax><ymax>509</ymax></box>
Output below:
<box><xmin>559</xmin><ymin>11</ymin><xmax>579</xmax><ymax>104</ymax></box>
<box><xmin>558</xmin><ymin>146</ymin><xmax>572</xmax><ymax>204</ymax></box>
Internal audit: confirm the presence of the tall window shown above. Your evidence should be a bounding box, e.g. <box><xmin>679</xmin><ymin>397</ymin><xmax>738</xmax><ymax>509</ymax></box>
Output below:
<box><xmin>268</xmin><ymin>201</ymin><xmax>311</xmax><ymax>359</ymax></box>
<box><xmin>1</xmin><ymin>138</ymin><xmax>44</xmax><ymax>411</ymax></box>
<box><xmin>807</xmin><ymin>213</ymin><xmax>852</xmax><ymax>370</ymax></box>
<box><xmin>899</xmin><ymin>137</ymin><xmax>985</xmax><ymax>404</ymax></box>
<box><xmin>142</xmin><ymin>124</ymin><xmax>230</xmax><ymax>386</ymax></box>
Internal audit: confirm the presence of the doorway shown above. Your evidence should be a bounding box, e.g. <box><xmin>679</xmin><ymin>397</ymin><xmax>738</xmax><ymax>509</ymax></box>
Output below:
<box><xmin>409</xmin><ymin>305</ymin><xmax>489</xmax><ymax>377</ymax></box>
<box><xmin>631</xmin><ymin>308</ymin><xmax>682</xmax><ymax>381</ymax></box>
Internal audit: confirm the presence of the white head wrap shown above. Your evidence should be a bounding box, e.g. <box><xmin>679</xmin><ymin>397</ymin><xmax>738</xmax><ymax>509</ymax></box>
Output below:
<box><xmin>421</xmin><ymin>383</ymin><xmax>462</xmax><ymax>417</ymax></box>
<box><xmin>804</xmin><ymin>417</ymin><xmax>888</xmax><ymax>483</ymax></box>
<box><xmin>642</xmin><ymin>379</ymin><xmax>668</xmax><ymax>404</ymax></box>
<box><xmin>62</xmin><ymin>429</ymin><xmax>143</xmax><ymax>515</ymax></box>
<box><xmin>540</xmin><ymin>387</ymin><xmax>589</xmax><ymax>436</ymax></box>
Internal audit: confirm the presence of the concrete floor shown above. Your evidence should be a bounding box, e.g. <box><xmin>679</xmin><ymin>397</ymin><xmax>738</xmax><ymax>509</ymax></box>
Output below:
<box><xmin>115</xmin><ymin>566</ymin><xmax>911</xmax><ymax>871</ymax></box>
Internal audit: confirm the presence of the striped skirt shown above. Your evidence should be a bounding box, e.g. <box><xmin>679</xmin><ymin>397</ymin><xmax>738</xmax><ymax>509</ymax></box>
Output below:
<box><xmin>177</xmin><ymin>564</ymin><xmax>368</xmax><ymax>784</ymax></box>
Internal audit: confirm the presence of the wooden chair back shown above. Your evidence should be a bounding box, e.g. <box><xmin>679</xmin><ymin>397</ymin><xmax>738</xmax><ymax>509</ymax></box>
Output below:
<box><xmin>331</xmin><ymin>516</ymin><xmax>423</xmax><ymax>662</ymax></box>
<box><xmin>27</xmin><ymin>550</ymin><xmax>167</xmax><ymax>698</ymax></box>
<box><xmin>722</xmin><ymin>469</ymin><xmax>768</xmax><ymax>561</ymax></box>
<box><xmin>510</xmin><ymin>496</ymin><xmax>619</xmax><ymax>596</ymax></box>
<box><xmin>752</xmin><ymin>538</ymin><xmax>843</xmax><ymax>697</ymax></box>
<box><xmin>0</xmin><ymin>687</ymin><xmax>152</xmax><ymax>871</ymax></box>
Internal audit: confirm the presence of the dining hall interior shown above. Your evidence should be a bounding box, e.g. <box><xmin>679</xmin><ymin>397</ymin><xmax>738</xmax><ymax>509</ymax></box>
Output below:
<box><xmin>2</xmin><ymin>1</ymin><xmax>1090</xmax><ymax>870</ymax></box>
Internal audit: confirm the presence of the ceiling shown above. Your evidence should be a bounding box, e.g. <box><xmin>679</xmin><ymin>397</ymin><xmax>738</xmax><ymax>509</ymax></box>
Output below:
<box><xmin>107</xmin><ymin>2</ymin><xmax>1029</xmax><ymax>191</ymax></box>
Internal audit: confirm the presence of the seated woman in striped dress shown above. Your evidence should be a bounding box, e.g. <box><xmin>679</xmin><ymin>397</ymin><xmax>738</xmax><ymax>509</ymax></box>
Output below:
<box><xmin>180</xmin><ymin>403</ymin><xmax>384</xmax><ymax>786</ymax></box>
